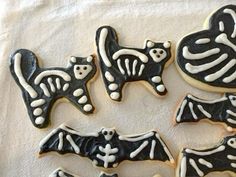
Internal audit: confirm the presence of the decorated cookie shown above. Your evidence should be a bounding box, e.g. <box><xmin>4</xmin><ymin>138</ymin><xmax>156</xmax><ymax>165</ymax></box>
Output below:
<box><xmin>175</xmin><ymin>93</ymin><xmax>236</xmax><ymax>131</ymax></box>
<box><xmin>39</xmin><ymin>124</ymin><xmax>174</xmax><ymax>168</ymax></box>
<box><xmin>176</xmin><ymin>5</ymin><xmax>236</xmax><ymax>92</ymax></box>
<box><xmin>177</xmin><ymin>134</ymin><xmax>236</xmax><ymax>177</ymax></box>
<box><xmin>49</xmin><ymin>168</ymin><xmax>117</xmax><ymax>177</ymax></box>
<box><xmin>95</xmin><ymin>26</ymin><xmax>172</xmax><ymax>101</ymax></box>
<box><xmin>9</xmin><ymin>49</ymin><xmax>96</xmax><ymax>128</ymax></box>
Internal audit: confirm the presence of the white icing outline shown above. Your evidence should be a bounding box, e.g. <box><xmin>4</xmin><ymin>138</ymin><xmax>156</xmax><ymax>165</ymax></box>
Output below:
<box><xmin>195</xmin><ymin>38</ymin><xmax>210</xmax><ymax>44</ymax></box>
<box><xmin>112</xmin><ymin>49</ymin><xmax>148</xmax><ymax>63</ymax></box>
<box><xmin>185</xmin><ymin>145</ymin><xmax>225</xmax><ymax>155</ymax></box>
<box><xmin>99</xmin><ymin>28</ymin><xmax>112</xmax><ymax>67</ymax></box>
<box><xmin>13</xmin><ymin>53</ymin><xmax>38</xmax><ymax>98</ymax></box>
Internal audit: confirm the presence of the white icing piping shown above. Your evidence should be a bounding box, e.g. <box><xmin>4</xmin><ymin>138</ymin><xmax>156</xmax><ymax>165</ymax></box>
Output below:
<box><xmin>215</xmin><ymin>33</ymin><xmax>236</xmax><ymax>51</ymax></box>
<box><xmin>223</xmin><ymin>70</ymin><xmax>236</xmax><ymax>83</ymax></box>
<box><xmin>138</xmin><ymin>64</ymin><xmax>145</xmax><ymax>76</ymax></box>
<box><xmin>125</xmin><ymin>59</ymin><xmax>131</xmax><ymax>76</ymax></box>
<box><xmin>219</xmin><ymin>21</ymin><xmax>225</xmax><ymax>32</ymax></box>
<box><xmin>130</xmin><ymin>141</ymin><xmax>149</xmax><ymax>158</ymax></box>
<box><xmin>231</xmin><ymin>163</ymin><xmax>236</xmax><ymax>168</ymax></box>
<box><xmin>180</xmin><ymin>156</ymin><xmax>187</xmax><ymax>177</ymax></box>
<box><xmin>56</xmin><ymin>78</ymin><xmax>61</xmax><ymax>89</ymax></box>
<box><xmin>62</xmin><ymin>83</ymin><xmax>69</xmax><ymax>91</ymax></box>
<box><xmin>187</xmin><ymin>94</ymin><xmax>227</xmax><ymax>104</ymax></box>
<box><xmin>47</xmin><ymin>78</ymin><xmax>56</xmax><ymax>93</ymax></box>
<box><xmin>197</xmin><ymin>105</ymin><xmax>212</xmax><ymax>118</ymax></box>
<box><xmin>99</xmin><ymin>28</ymin><xmax>112</xmax><ymax>67</ymax></box>
<box><xmin>34</xmin><ymin>70</ymin><xmax>71</xmax><ymax>85</ymax></box>
<box><xmin>227</xmin><ymin>118</ymin><xmax>236</xmax><ymax>124</ymax></box>
<box><xmin>117</xmin><ymin>59</ymin><xmax>125</xmax><ymax>74</ymax></box>
<box><xmin>132</xmin><ymin>60</ymin><xmax>138</xmax><ymax>75</ymax></box>
<box><xmin>185</xmin><ymin>53</ymin><xmax>228</xmax><ymax>74</ymax></box>
<box><xmin>112</xmin><ymin>49</ymin><xmax>148</xmax><ymax>63</ymax></box>
<box><xmin>155</xmin><ymin>133</ymin><xmax>174</xmax><ymax>163</ymax></box>
<box><xmin>176</xmin><ymin>99</ymin><xmax>187</xmax><ymax>122</ymax></box>
<box><xmin>105</xmin><ymin>71</ymin><xmax>114</xmax><ymax>82</ymax></box>
<box><xmin>58</xmin><ymin>132</ymin><xmax>63</xmax><ymax>151</ymax></box>
<box><xmin>118</xmin><ymin>131</ymin><xmax>154</xmax><ymax>141</ymax></box>
<box><xmin>66</xmin><ymin>134</ymin><xmax>80</xmax><ymax>154</ymax></box>
<box><xmin>227</xmin><ymin>110</ymin><xmax>236</xmax><ymax>116</ymax></box>
<box><xmin>13</xmin><ymin>53</ymin><xmax>38</xmax><ymax>98</ymax></box>
<box><xmin>189</xmin><ymin>158</ymin><xmax>204</xmax><ymax>176</ymax></box>
<box><xmin>188</xmin><ymin>102</ymin><xmax>197</xmax><ymax>120</ymax></box>
<box><xmin>97</xmin><ymin>144</ymin><xmax>118</xmax><ymax>168</ymax></box>
<box><xmin>149</xmin><ymin>140</ymin><xmax>156</xmax><ymax>159</ymax></box>
<box><xmin>224</xmin><ymin>8</ymin><xmax>236</xmax><ymax>38</ymax></box>
<box><xmin>204</xmin><ymin>59</ymin><xmax>236</xmax><ymax>82</ymax></box>
<box><xmin>198</xmin><ymin>158</ymin><xmax>213</xmax><ymax>168</ymax></box>
<box><xmin>195</xmin><ymin>38</ymin><xmax>210</xmax><ymax>44</ymax></box>
<box><xmin>40</xmin><ymin>83</ymin><xmax>51</xmax><ymax>97</ymax></box>
<box><xmin>185</xmin><ymin>145</ymin><xmax>225</xmax><ymax>155</ymax></box>
<box><xmin>30</xmin><ymin>99</ymin><xmax>45</xmax><ymax>107</ymax></box>
<box><xmin>227</xmin><ymin>154</ymin><xmax>236</xmax><ymax>160</ymax></box>
<box><xmin>182</xmin><ymin>46</ymin><xmax>220</xmax><ymax>60</ymax></box>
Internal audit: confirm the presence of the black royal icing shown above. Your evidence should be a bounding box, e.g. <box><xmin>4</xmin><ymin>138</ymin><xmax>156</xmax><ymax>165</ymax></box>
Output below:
<box><xmin>9</xmin><ymin>49</ymin><xmax>96</xmax><ymax>128</ymax></box>
<box><xmin>95</xmin><ymin>26</ymin><xmax>172</xmax><ymax>101</ymax></box>
<box><xmin>176</xmin><ymin>93</ymin><xmax>236</xmax><ymax>131</ymax></box>
<box><xmin>178</xmin><ymin>134</ymin><xmax>236</xmax><ymax>177</ymax></box>
<box><xmin>39</xmin><ymin>124</ymin><xmax>174</xmax><ymax>168</ymax></box>
<box><xmin>176</xmin><ymin>5</ymin><xmax>236</xmax><ymax>90</ymax></box>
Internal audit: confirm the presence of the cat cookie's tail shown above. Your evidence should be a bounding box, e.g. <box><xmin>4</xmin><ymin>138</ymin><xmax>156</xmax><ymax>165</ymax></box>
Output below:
<box><xmin>9</xmin><ymin>49</ymin><xmax>39</xmax><ymax>98</ymax></box>
<box><xmin>95</xmin><ymin>26</ymin><xmax>118</xmax><ymax>68</ymax></box>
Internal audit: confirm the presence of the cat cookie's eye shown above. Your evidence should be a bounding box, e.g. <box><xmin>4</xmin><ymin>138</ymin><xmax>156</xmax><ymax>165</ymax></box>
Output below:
<box><xmin>83</xmin><ymin>66</ymin><xmax>87</xmax><ymax>70</ymax></box>
<box><xmin>76</xmin><ymin>66</ymin><xmax>80</xmax><ymax>70</ymax></box>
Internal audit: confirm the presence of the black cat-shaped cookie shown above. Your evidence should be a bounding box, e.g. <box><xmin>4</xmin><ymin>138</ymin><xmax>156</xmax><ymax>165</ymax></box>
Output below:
<box><xmin>10</xmin><ymin>49</ymin><xmax>96</xmax><ymax>128</ymax></box>
<box><xmin>96</xmin><ymin>26</ymin><xmax>172</xmax><ymax>101</ymax></box>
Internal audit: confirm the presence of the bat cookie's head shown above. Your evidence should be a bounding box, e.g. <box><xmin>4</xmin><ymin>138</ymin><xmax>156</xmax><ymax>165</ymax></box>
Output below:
<box><xmin>227</xmin><ymin>136</ymin><xmax>236</xmax><ymax>149</ymax></box>
<box><xmin>226</xmin><ymin>93</ymin><xmax>236</xmax><ymax>107</ymax></box>
<box><xmin>145</xmin><ymin>40</ymin><xmax>171</xmax><ymax>63</ymax></box>
<box><xmin>69</xmin><ymin>55</ymin><xmax>96</xmax><ymax>80</ymax></box>
<box><xmin>101</xmin><ymin>128</ymin><xmax>116</xmax><ymax>141</ymax></box>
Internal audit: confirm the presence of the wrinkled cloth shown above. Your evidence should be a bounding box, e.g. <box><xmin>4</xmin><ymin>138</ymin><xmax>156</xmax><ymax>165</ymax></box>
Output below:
<box><xmin>0</xmin><ymin>1</ymin><xmax>235</xmax><ymax>177</ymax></box>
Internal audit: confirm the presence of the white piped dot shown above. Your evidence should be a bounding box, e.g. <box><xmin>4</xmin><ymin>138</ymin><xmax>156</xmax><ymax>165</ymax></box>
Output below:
<box><xmin>156</xmin><ymin>84</ymin><xmax>165</xmax><ymax>92</ymax></box>
<box><xmin>35</xmin><ymin>117</ymin><xmax>45</xmax><ymax>125</ymax></box>
<box><xmin>58</xmin><ymin>171</ymin><xmax>65</xmax><ymax>176</ymax></box>
<box><xmin>87</xmin><ymin>56</ymin><xmax>93</xmax><ymax>62</ymax></box>
<box><xmin>108</xmin><ymin>83</ymin><xmax>118</xmax><ymax>91</ymax></box>
<box><xmin>105</xmin><ymin>71</ymin><xmax>114</xmax><ymax>82</ymax></box>
<box><xmin>70</xmin><ymin>56</ymin><xmax>76</xmax><ymax>63</ymax></box>
<box><xmin>110</xmin><ymin>92</ymin><xmax>120</xmax><ymax>100</ymax></box>
<box><xmin>33</xmin><ymin>108</ymin><xmax>43</xmax><ymax>116</ymax></box>
<box><xmin>83</xmin><ymin>104</ymin><xmax>93</xmax><ymax>112</ymax></box>
<box><xmin>78</xmin><ymin>96</ymin><xmax>88</xmax><ymax>104</ymax></box>
<box><xmin>147</xmin><ymin>41</ymin><xmax>154</xmax><ymax>48</ymax></box>
<box><xmin>151</xmin><ymin>76</ymin><xmax>161</xmax><ymax>83</ymax></box>
<box><xmin>73</xmin><ymin>88</ymin><xmax>84</xmax><ymax>97</ymax></box>
<box><xmin>163</xmin><ymin>41</ymin><xmax>171</xmax><ymax>48</ymax></box>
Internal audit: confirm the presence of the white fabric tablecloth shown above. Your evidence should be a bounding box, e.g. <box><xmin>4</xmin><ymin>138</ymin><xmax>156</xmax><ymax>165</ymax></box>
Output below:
<box><xmin>0</xmin><ymin>1</ymin><xmax>235</xmax><ymax>177</ymax></box>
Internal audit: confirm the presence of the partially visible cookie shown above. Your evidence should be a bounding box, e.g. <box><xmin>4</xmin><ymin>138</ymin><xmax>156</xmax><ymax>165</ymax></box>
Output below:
<box><xmin>177</xmin><ymin>134</ymin><xmax>236</xmax><ymax>177</ymax></box>
<box><xmin>176</xmin><ymin>5</ymin><xmax>236</xmax><ymax>93</ymax></box>
<box><xmin>49</xmin><ymin>168</ymin><xmax>118</xmax><ymax>177</ymax></box>
<box><xmin>175</xmin><ymin>93</ymin><xmax>236</xmax><ymax>131</ymax></box>
<box><xmin>96</xmin><ymin>26</ymin><xmax>173</xmax><ymax>101</ymax></box>
<box><xmin>39</xmin><ymin>124</ymin><xmax>174</xmax><ymax>169</ymax></box>
<box><xmin>9</xmin><ymin>49</ymin><xmax>96</xmax><ymax>128</ymax></box>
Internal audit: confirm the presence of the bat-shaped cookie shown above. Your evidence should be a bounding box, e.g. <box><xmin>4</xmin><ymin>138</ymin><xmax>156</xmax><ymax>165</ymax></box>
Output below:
<box><xmin>177</xmin><ymin>134</ymin><xmax>236</xmax><ymax>177</ymax></box>
<box><xmin>9</xmin><ymin>49</ymin><xmax>96</xmax><ymax>128</ymax></box>
<box><xmin>175</xmin><ymin>93</ymin><xmax>236</xmax><ymax>131</ymax></box>
<box><xmin>49</xmin><ymin>168</ymin><xmax>117</xmax><ymax>177</ymax></box>
<box><xmin>40</xmin><ymin>124</ymin><xmax>174</xmax><ymax>168</ymax></box>
<box><xmin>176</xmin><ymin>5</ymin><xmax>236</xmax><ymax>93</ymax></box>
<box><xmin>96</xmin><ymin>26</ymin><xmax>172</xmax><ymax>101</ymax></box>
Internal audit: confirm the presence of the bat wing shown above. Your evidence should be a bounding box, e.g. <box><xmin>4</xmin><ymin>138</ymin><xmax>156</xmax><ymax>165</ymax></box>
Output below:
<box><xmin>39</xmin><ymin>124</ymin><xmax>99</xmax><ymax>155</ymax></box>
<box><xmin>178</xmin><ymin>135</ymin><xmax>236</xmax><ymax>177</ymax></box>
<box><xmin>118</xmin><ymin>131</ymin><xmax>174</xmax><ymax>164</ymax></box>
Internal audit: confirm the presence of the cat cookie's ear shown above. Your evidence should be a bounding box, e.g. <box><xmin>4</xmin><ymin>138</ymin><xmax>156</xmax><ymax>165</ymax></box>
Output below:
<box><xmin>145</xmin><ymin>40</ymin><xmax>155</xmax><ymax>48</ymax></box>
<box><xmin>163</xmin><ymin>41</ymin><xmax>171</xmax><ymax>48</ymax></box>
<box><xmin>70</xmin><ymin>56</ymin><xmax>77</xmax><ymax>63</ymax></box>
<box><xmin>86</xmin><ymin>55</ymin><xmax>94</xmax><ymax>62</ymax></box>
